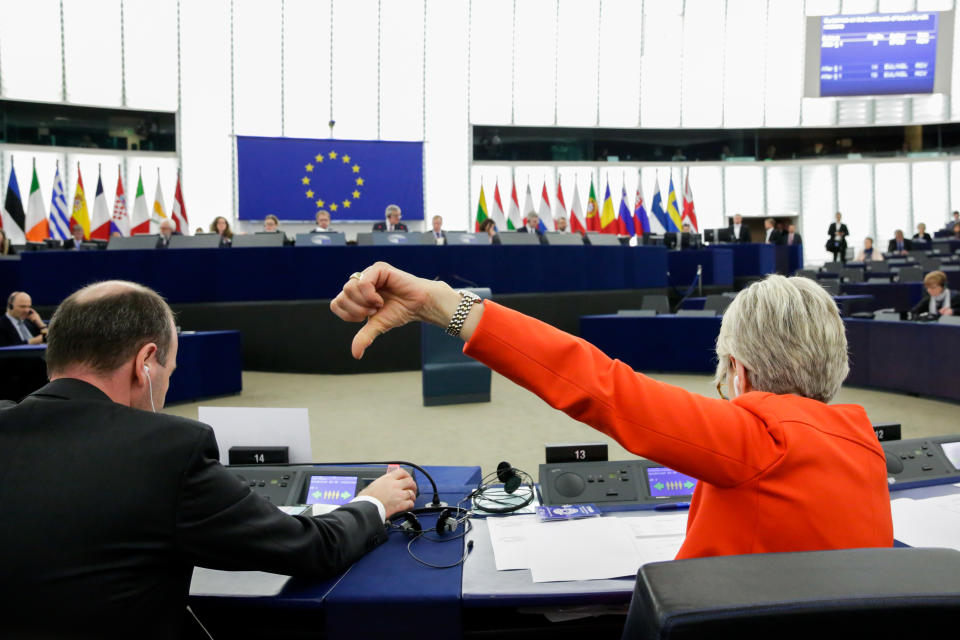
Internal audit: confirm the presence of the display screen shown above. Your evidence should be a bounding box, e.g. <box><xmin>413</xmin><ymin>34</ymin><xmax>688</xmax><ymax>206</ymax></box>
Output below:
<box><xmin>820</xmin><ymin>12</ymin><xmax>938</xmax><ymax>97</ymax></box>
<box><xmin>304</xmin><ymin>475</ymin><xmax>358</xmax><ymax>506</ymax></box>
<box><xmin>646</xmin><ymin>466</ymin><xmax>697</xmax><ymax>499</ymax></box>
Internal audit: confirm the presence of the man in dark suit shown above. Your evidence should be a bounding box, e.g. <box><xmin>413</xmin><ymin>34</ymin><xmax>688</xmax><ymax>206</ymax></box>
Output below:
<box><xmin>729</xmin><ymin>214</ymin><xmax>751</xmax><ymax>243</ymax></box>
<box><xmin>372</xmin><ymin>204</ymin><xmax>409</xmax><ymax>232</ymax></box>
<box><xmin>518</xmin><ymin>212</ymin><xmax>546</xmax><ymax>244</ymax></box>
<box><xmin>1</xmin><ymin>291</ymin><xmax>46</xmax><ymax>347</ymax></box>
<box><xmin>784</xmin><ymin>223</ymin><xmax>802</xmax><ymax>246</ymax></box>
<box><xmin>62</xmin><ymin>222</ymin><xmax>86</xmax><ymax>250</ymax></box>
<box><xmin>763</xmin><ymin>218</ymin><xmax>784</xmax><ymax>245</ymax></box>
<box><xmin>0</xmin><ymin>281</ymin><xmax>417</xmax><ymax>637</ymax></box>
<box><xmin>827</xmin><ymin>212</ymin><xmax>849</xmax><ymax>263</ymax></box>
<box><xmin>887</xmin><ymin>229</ymin><xmax>911</xmax><ymax>255</ymax></box>
<box><xmin>429</xmin><ymin>215</ymin><xmax>447</xmax><ymax>245</ymax></box>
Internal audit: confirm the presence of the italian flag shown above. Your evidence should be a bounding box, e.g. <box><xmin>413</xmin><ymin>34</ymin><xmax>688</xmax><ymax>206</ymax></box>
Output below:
<box><xmin>130</xmin><ymin>171</ymin><xmax>151</xmax><ymax>235</ymax></box>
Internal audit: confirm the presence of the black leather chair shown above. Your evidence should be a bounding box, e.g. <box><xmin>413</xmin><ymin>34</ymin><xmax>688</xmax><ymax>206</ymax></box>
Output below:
<box><xmin>622</xmin><ymin>547</ymin><xmax>960</xmax><ymax>639</ymax></box>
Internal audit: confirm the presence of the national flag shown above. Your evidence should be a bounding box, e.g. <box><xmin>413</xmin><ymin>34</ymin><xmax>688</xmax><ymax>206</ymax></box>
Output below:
<box><xmin>130</xmin><ymin>170</ymin><xmax>150</xmax><ymax>235</ymax></box>
<box><xmin>633</xmin><ymin>182</ymin><xmax>651</xmax><ymax>235</ymax></box>
<box><xmin>537</xmin><ymin>182</ymin><xmax>552</xmax><ymax>232</ymax></box>
<box><xmin>507</xmin><ymin>181</ymin><xmax>522</xmax><ymax>230</ymax></box>
<box><xmin>171</xmin><ymin>172</ymin><xmax>189</xmax><ymax>233</ymax></box>
<box><xmin>25</xmin><ymin>161</ymin><xmax>49</xmax><ymax>242</ymax></box>
<box><xmin>650</xmin><ymin>176</ymin><xmax>669</xmax><ymax>234</ymax></box>
<box><xmin>599</xmin><ymin>181</ymin><xmax>617</xmax><ymax>233</ymax></box>
<box><xmin>111</xmin><ymin>170</ymin><xmax>130</xmax><ymax>236</ymax></box>
<box><xmin>585</xmin><ymin>179</ymin><xmax>600</xmax><ymax>232</ymax></box>
<box><xmin>152</xmin><ymin>175</ymin><xmax>168</xmax><ymax>232</ymax></box>
<box><xmin>48</xmin><ymin>164</ymin><xmax>69</xmax><ymax>240</ymax></box>
<box><xmin>682</xmin><ymin>170</ymin><xmax>699</xmax><ymax>232</ymax></box>
<box><xmin>70</xmin><ymin>166</ymin><xmax>91</xmax><ymax>240</ymax></box>
<box><xmin>568</xmin><ymin>181</ymin><xmax>586</xmax><ymax>233</ymax></box>
<box><xmin>475</xmin><ymin>183</ymin><xmax>489</xmax><ymax>231</ymax></box>
<box><xmin>521</xmin><ymin>182</ymin><xmax>536</xmax><ymax>228</ymax></box>
<box><xmin>90</xmin><ymin>170</ymin><xmax>111</xmax><ymax>240</ymax></box>
<box><xmin>489</xmin><ymin>180</ymin><xmax>507</xmax><ymax>230</ymax></box>
<box><xmin>617</xmin><ymin>185</ymin><xmax>635</xmax><ymax>236</ymax></box>
<box><xmin>2</xmin><ymin>164</ymin><xmax>27</xmax><ymax>244</ymax></box>
<box><xmin>666</xmin><ymin>175</ymin><xmax>683</xmax><ymax>232</ymax></box>
<box><xmin>554</xmin><ymin>180</ymin><xmax>567</xmax><ymax>231</ymax></box>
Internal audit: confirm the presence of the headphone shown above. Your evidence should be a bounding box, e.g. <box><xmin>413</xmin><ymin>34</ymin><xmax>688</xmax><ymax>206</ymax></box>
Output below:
<box><xmin>143</xmin><ymin>364</ymin><xmax>157</xmax><ymax>413</ymax></box>
<box><xmin>7</xmin><ymin>291</ymin><xmax>20</xmax><ymax>310</ymax></box>
<box><xmin>390</xmin><ymin>506</ymin><xmax>471</xmax><ymax>540</ymax></box>
<box><xmin>468</xmin><ymin>462</ymin><xmax>535</xmax><ymax>514</ymax></box>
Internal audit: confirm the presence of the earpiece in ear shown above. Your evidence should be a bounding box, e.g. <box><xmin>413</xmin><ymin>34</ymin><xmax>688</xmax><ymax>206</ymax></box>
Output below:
<box><xmin>733</xmin><ymin>374</ymin><xmax>740</xmax><ymax>397</ymax></box>
<box><xmin>397</xmin><ymin>512</ymin><xmax>422</xmax><ymax>539</ymax></box>
<box><xmin>436</xmin><ymin>508</ymin><xmax>459</xmax><ymax>535</ymax></box>
<box><xmin>143</xmin><ymin>364</ymin><xmax>150</xmax><ymax>373</ymax></box>
<box><xmin>496</xmin><ymin>461</ymin><xmax>522</xmax><ymax>494</ymax></box>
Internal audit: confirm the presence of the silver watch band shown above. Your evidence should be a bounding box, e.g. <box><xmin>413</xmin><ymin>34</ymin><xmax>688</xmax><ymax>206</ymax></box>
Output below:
<box><xmin>446</xmin><ymin>290</ymin><xmax>482</xmax><ymax>337</ymax></box>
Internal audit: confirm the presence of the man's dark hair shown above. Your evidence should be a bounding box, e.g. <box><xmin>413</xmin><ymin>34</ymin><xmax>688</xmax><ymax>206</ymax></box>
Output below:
<box><xmin>46</xmin><ymin>282</ymin><xmax>175</xmax><ymax>375</ymax></box>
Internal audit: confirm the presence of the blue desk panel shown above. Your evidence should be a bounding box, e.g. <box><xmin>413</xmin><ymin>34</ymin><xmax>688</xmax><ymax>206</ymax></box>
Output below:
<box><xmin>0</xmin><ymin>331</ymin><xmax>241</xmax><ymax>404</ymax></box>
<box><xmin>668</xmin><ymin>249</ymin><xmax>734</xmax><ymax>288</ymax></box>
<box><xmin>13</xmin><ymin>246</ymin><xmax>670</xmax><ymax>306</ymax></box>
<box><xmin>579</xmin><ymin>315</ymin><xmax>960</xmax><ymax>402</ymax></box>
<box><xmin>841</xmin><ymin>282</ymin><xmax>924</xmax><ymax>312</ymax></box>
<box><xmin>706</xmin><ymin>244</ymin><xmax>777</xmax><ymax>279</ymax></box>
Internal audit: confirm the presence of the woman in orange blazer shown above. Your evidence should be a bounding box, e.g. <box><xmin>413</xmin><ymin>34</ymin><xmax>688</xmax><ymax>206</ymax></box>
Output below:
<box><xmin>331</xmin><ymin>263</ymin><xmax>893</xmax><ymax>559</ymax></box>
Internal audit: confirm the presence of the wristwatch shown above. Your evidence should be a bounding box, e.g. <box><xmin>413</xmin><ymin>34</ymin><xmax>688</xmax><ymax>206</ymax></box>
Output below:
<box><xmin>445</xmin><ymin>290</ymin><xmax>483</xmax><ymax>337</ymax></box>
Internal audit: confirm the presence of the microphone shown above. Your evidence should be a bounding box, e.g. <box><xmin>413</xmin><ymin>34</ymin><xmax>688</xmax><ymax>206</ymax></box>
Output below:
<box><xmin>697</xmin><ymin>264</ymin><xmax>703</xmax><ymax>297</ymax></box>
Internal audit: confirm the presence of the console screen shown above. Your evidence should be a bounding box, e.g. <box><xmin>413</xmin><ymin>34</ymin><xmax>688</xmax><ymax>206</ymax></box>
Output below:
<box><xmin>646</xmin><ymin>466</ymin><xmax>697</xmax><ymax>499</ymax></box>
<box><xmin>305</xmin><ymin>475</ymin><xmax>358</xmax><ymax>506</ymax></box>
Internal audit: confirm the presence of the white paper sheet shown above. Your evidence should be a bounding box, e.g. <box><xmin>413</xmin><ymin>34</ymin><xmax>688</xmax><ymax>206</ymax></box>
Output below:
<box><xmin>486</xmin><ymin>515</ymin><xmax>538</xmax><ymax>570</ymax></box>
<box><xmin>527</xmin><ymin>517</ymin><xmax>641</xmax><ymax>583</ymax></box>
<box><xmin>891</xmin><ymin>496</ymin><xmax>960</xmax><ymax>551</ymax></box>
<box><xmin>197</xmin><ymin>406</ymin><xmax>312</xmax><ymax>465</ymax></box>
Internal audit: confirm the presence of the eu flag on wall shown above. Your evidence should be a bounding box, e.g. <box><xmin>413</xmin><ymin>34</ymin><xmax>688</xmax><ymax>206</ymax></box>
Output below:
<box><xmin>237</xmin><ymin>136</ymin><xmax>424</xmax><ymax>222</ymax></box>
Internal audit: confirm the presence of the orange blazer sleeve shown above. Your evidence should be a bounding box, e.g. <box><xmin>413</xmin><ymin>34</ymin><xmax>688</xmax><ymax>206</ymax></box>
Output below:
<box><xmin>463</xmin><ymin>301</ymin><xmax>785</xmax><ymax>487</ymax></box>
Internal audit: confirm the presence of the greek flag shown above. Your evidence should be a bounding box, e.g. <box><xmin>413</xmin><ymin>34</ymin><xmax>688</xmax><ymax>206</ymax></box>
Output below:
<box><xmin>48</xmin><ymin>166</ymin><xmax>69</xmax><ymax>240</ymax></box>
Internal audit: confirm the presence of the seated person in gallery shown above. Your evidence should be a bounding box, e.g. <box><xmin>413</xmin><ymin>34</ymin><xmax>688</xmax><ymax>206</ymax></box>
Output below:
<box><xmin>909</xmin><ymin>270</ymin><xmax>960</xmax><ymax>318</ymax></box>
<box><xmin>332</xmin><ymin>265</ymin><xmax>893</xmax><ymax>561</ymax></box>
<box><xmin>1</xmin><ymin>291</ymin><xmax>47</xmax><ymax>347</ymax></box>
<box><xmin>729</xmin><ymin>214</ymin><xmax>751</xmax><ymax>243</ymax></box>
<box><xmin>263</xmin><ymin>214</ymin><xmax>282</xmax><ymax>233</ymax></box>
<box><xmin>784</xmin><ymin>223</ymin><xmax>802</xmax><ymax>246</ymax></box>
<box><xmin>479</xmin><ymin>218</ymin><xmax>500</xmax><ymax>245</ymax></box>
<box><xmin>519</xmin><ymin>212</ymin><xmax>544</xmax><ymax>237</ymax></box>
<box><xmin>429</xmin><ymin>215</ymin><xmax>446</xmax><ymax>245</ymax></box>
<box><xmin>912</xmin><ymin>223</ymin><xmax>932</xmax><ymax>243</ymax></box>
<box><xmin>63</xmin><ymin>223</ymin><xmax>86</xmax><ymax>250</ymax></box>
<box><xmin>372</xmin><ymin>205</ymin><xmax>408</xmax><ymax>232</ymax></box>
<box><xmin>946</xmin><ymin>211</ymin><xmax>960</xmax><ymax>230</ymax></box>
<box><xmin>312</xmin><ymin>210</ymin><xmax>334</xmax><ymax>232</ymax></box>
<box><xmin>156</xmin><ymin>219</ymin><xmax>179</xmax><ymax>249</ymax></box>
<box><xmin>951</xmin><ymin>222</ymin><xmax>960</xmax><ymax>240</ymax></box>
<box><xmin>856</xmin><ymin>237</ymin><xmax>883</xmax><ymax>262</ymax></box>
<box><xmin>210</xmin><ymin>216</ymin><xmax>233</xmax><ymax>246</ymax></box>
<box><xmin>555</xmin><ymin>217</ymin><xmax>568</xmax><ymax>232</ymax></box>
<box><xmin>887</xmin><ymin>229</ymin><xmax>911</xmax><ymax>255</ymax></box>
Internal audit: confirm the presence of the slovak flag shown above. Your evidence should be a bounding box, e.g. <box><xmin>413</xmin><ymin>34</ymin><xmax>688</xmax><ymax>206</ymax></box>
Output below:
<box><xmin>633</xmin><ymin>182</ymin><xmax>651</xmax><ymax>235</ymax></box>
<box><xmin>616</xmin><ymin>185</ymin><xmax>635</xmax><ymax>236</ymax></box>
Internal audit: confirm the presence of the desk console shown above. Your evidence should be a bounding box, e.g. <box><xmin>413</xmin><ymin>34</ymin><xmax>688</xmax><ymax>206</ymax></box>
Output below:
<box><xmin>883</xmin><ymin>436</ymin><xmax>960</xmax><ymax>490</ymax></box>
<box><xmin>539</xmin><ymin>460</ymin><xmax>696</xmax><ymax>509</ymax></box>
<box><xmin>230</xmin><ymin>464</ymin><xmax>413</xmax><ymax>506</ymax></box>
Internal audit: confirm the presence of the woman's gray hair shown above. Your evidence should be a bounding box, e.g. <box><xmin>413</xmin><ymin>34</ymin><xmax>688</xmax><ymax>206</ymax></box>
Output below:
<box><xmin>714</xmin><ymin>274</ymin><xmax>848</xmax><ymax>403</ymax></box>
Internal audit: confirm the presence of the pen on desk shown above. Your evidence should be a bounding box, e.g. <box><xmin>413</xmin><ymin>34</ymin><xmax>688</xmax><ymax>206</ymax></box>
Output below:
<box><xmin>654</xmin><ymin>502</ymin><xmax>690</xmax><ymax>511</ymax></box>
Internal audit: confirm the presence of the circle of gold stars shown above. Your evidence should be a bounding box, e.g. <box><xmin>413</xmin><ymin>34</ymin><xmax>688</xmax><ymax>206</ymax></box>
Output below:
<box><xmin>301</xmin><ymin>150</ymin><xmax>364</xmax><ymax>213</ymax></box>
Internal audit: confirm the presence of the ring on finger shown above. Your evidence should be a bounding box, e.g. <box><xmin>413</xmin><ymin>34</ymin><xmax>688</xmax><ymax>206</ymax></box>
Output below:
<box><xmin>349</xmin><ymin>272</ymin><xmax>364</xmax><ymax>282</ymax></box>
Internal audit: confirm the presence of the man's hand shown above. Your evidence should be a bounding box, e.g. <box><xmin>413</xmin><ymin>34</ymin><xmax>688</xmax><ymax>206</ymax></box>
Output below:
<box><xmin>330</xmin><ymin>262</ymin><xmax>465</xmax><ymax>359</ymax></box>
<box><xmin>25</xmin><ymin>308</ymin><xmax>45</xmax><ymax>329</ymax></box>
<box><xmin>359</xmin><ymin>467</ymin><xmax>419</xmax><ymax>519</ymax></box>
<box><xmin>941</xmin><ymin>308</ymin><xmax>954</xmax><ymax>316</ymax></box>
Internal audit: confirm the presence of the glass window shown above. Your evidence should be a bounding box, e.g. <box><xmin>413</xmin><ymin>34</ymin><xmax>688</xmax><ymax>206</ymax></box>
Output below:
<box><xmin>468</xmin><ymin>0</ymin><xmax>513</xmax><ymax>125</ymax></box>
<box><xmin>556</xmin><ymin>0</ymin><xmax>600</xmax><ymax>127</ymax></box>
<box><xmin>640</xmin><ymin>13</ymin><xmax>681</xmax><ymax>127</ymax></box>
<box><xmin>598</xmin><ymin>0</ymin><xmax>642</xmax><ymax>127</ymax></box>
<box><xmin>837</xmin><ymin>163</ymin><xmax>874</xmax><ymax>252</ymax></box>
<box><xmin>911</xmin><ymin>161</ymin><xmax>948</xmax><ymax>235</ymax></box>
<box><xmin>766</xmin><ymin>165</ymin><xmax>801</xmax><ymax>216</ymax></box>
<box><xmin>723</xmin><ymin>0</ymin><xmax>766</xmax><ymax>127</ymax></box>
<box><xmin>0</xmin><ymin>0</ymin><xmax>63</xmax><ymax>101</ymax></box>
<box><xmin>330</xmin><ymin>0</ymin><xmax>378</xmax><ymax>140</ymax></box>
<box><xmin>687</xmin><ymin>166</ymin><xmax>724</xmax><ymax>230</ymax></box>
<box><xmin>123</xmin><ymin>0</ymin><xmax>178</xmax><ymax>110</ymax></box>
<box><xmin>801</xmin><ymin>164</ymin><xmax>837</xmax><ymax>265</ymax></box>
<box><xmin>681</xmin><ymin>0</ymin><xmax>724</xmax><ymax>128</ymax></box>
<box><xmin>234</xmin><ymin>0</ymin><xmax>282</xmax><ymax>136</ymax></box>
<box><xmin>63</xmin><ymin>0</ymin><xmax>123</xmax><ymax>106</ymax></box>
<box><xmin>514</xmin><ymin>0</ymin><xmax>557</xmax><ymax>126</ymax></box>
<box><xmin>764</xmin><ymin>0</ymin><xmax>804</xmax><ymax>127</ymax></box>
<box><xmin>724</xmin><ymin>165</ymin><xmax>765</xmax><ymax>217</ymax></box>
<box><xmin>283</xmin><ymin>0</ymin><xmax>332</xmax><ymax>139</ymax></box>
<box><xmin>380</xmin><ymin>0</ymin><xmax>424</xmax><ymax>140</ymax></box>
<box><xmin>874</xmin><ymin>162</ymin><xmax>911</xmax><ymax>244</ymax></box>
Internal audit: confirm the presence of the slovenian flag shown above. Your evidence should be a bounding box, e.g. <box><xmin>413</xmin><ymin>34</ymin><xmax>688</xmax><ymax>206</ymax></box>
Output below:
<box><xmin>617</xmin><ymin>185</ymin><xmax>635</xmax><ymax>236</ymax></box>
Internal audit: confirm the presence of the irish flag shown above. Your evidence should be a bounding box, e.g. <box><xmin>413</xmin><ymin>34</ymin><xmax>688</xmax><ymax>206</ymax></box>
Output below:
<box><xmin>25</xmin><ymin>161</ymin><xmax>49</xmax><ymax>241</ymax></box>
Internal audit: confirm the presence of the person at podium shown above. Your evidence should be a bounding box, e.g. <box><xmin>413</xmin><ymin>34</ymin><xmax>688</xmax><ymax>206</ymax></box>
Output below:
<box><xmin>312</xmin><ymin>209</ymin><xmax>334</xmax><ymax>232</ymax></box>
<box><xmin>728</xmin><ymin>214</ymin><xmax>751</xmax><ymax>243</ymax></box>
<box><xmin>209</xmin><ymin>215</ymin><xmax>234</xmax><ymax>246</ymax></box>
<box><xmin>479</xmin><ymin>218</ymin><xmax>501</xmax><ymax>245</ymax></box>
<box><xmin>373</xmin><ymin>204</ymin><xmax>408</xmax><ymax>232</ymax></box>
<box><xmin>0</xmin><ymin>281</ymin><xmax>418</xmax><ymax>637</ymax></box>
<box><xmin>332</xmin><ymin>264</ymin><xmax>893</xmax><ymax>561</ymax></box>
